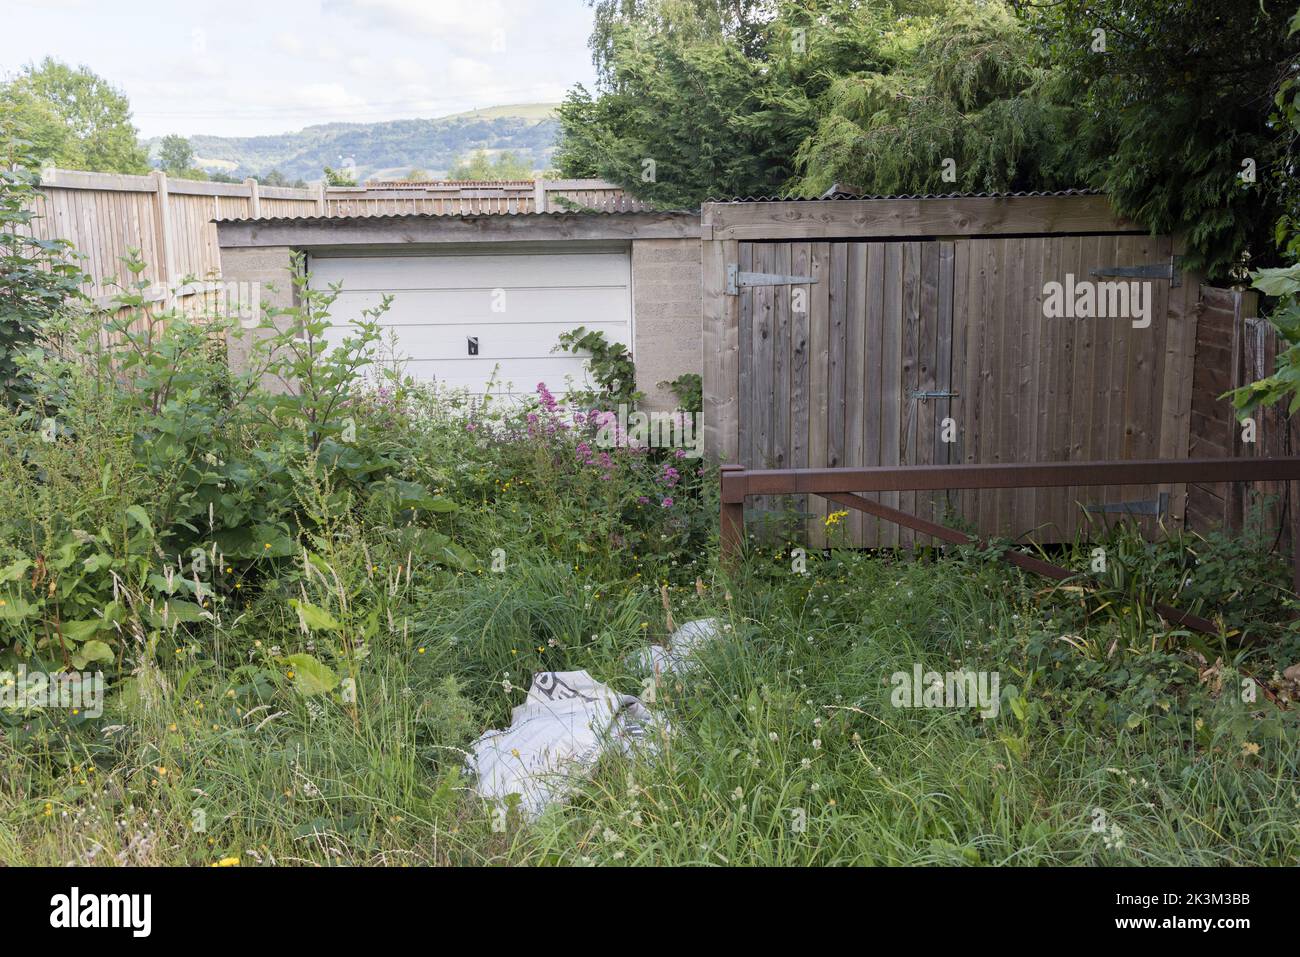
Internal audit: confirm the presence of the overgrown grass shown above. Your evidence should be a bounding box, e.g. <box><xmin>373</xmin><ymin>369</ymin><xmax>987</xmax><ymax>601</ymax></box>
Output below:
<box><xmin>4</xmin><ymin>542</ymin><xmax>1297</xmax><ymax>866</ymax></box>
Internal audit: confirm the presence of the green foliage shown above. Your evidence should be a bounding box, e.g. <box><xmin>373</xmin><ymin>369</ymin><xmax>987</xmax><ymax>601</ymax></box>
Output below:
<box><xmin>155</xmin><ymin>135</ymin><xmax>208</xmax><ymax>180</ymax></box>
<box><xmin>0</xmin><ymin>138</ymin><xmax>88</xmax><ymax>408</ymax></box>
<box><xmin>659</xmin><ymin>372</ymin><xmax>701</xmax><ymax>414</ymax></box>
<box><xmin>0</xmin><ymin>58</ymin><xmax>149</xmax><ymax>174</ymax></box>
<box><xmin>1228</xmin><ymin>11</ymin><xmax>1300</xmax><ymax>413</ymax></box>
<box><xmin>556</xmin><ymin>27</ymin><xmax>798</xmax><ymax>206</ymax></box>
<box><xmin>558</xmin><ymin>1</ymin><xmax>1065</xmax><ymax>207</ymax></box>
<box><xmin>323</xmin><ymin>165</ymin><xmax>357</xmax><ymax>187</ymax></box>
<box><xmin>1038</xmin><ymin>0</ymin><xmax>1300</xmax><ymax>277</ymax></box>
<box><xmin>565</xmin><ymin>0</ymin><xmax>1296</xmax><ymax>276</ymax></box>
<box><xmin>555</xmin><ymin>326</ymin><xmax>641</xmax><ymax>406</ymax></box>
<box><xmin>793</xmin><ymin>1</ymin><xmax>1076</xmax><ymax>196</ymax></box>
<box><xmin>448</xmin><ymin>150</ymin><xmax>535</xmax><ymax>180</ymax></box>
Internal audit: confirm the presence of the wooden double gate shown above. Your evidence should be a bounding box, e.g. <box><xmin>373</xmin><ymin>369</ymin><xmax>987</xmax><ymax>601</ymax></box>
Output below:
<box><xmin>701</xmin><ymin>195</ymin><xmax>1202</xmax><ymax>547</ymax></box>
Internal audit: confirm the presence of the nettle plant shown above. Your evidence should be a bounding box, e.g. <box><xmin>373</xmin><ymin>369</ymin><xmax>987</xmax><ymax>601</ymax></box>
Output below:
<box><xmin>0</xmin><ymin>251</ymin><xmax>458</xmax><ymax>677</ymax></box>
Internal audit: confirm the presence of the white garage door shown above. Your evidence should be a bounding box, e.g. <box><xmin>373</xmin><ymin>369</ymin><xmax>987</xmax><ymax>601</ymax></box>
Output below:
<box><xmin>308</xmin><ymin>246</ymin><xmax>632</xmax><ymax>398</ymax></box>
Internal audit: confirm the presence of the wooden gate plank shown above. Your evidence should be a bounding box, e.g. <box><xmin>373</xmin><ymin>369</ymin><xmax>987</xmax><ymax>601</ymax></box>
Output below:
<box><xmin>880</xmin><ymin>243</ymin><xmax>903</xmax><ymax>547</ymax></box>
<box><xmin>863</xmin><ymin>242</ymin><xmax>886</xmax><ymax>546</ymax></box>
<box><xmin>845</xmin><ymin>243</ymin><xmax>868</xmax><ymax>544</ymax></box>
<box><xmin>790</xmin><ymin>241</ymin><xmax>812</xmax><ymax>541</ymax></box>
<box><xmin>808</xmin><ymin>242</ymin><xmax>832</xmax><ymax>547</ymax></box>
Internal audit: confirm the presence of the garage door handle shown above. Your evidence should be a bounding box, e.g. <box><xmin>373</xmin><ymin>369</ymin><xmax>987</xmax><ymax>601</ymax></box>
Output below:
<box><xmin>468</xmin><ymin>336</ymin><xmax>479</xmax><ymax>356</ymax></box>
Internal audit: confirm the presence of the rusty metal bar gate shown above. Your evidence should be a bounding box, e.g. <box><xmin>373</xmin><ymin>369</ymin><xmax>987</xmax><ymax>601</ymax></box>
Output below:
<box><xmin>719</xmin><ymin>458</ymin><xmax>1300</xmax><ymax>635</ymax></box>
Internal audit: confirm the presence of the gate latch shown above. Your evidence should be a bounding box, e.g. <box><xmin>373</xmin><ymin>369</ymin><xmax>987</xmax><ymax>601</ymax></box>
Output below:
<box><xmin>911</xmin><ymin>390</ymin><xmax>959</xmax><ymax>401</ymax></box>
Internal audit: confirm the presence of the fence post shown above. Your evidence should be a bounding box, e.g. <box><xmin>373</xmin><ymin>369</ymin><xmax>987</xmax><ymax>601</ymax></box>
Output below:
<box><xmin>245</xmin><ymin>177</ymin><xmax>261</xmax><ymax>219</ymax></box>
<box><xmin>150</xmin><ymin>169</ymin><xmax>175</xmax><ymax>294</ymax></box>
<box><xmin>534</xmin><ymin>179</ymin><xmax>548</xmax><ymax>214</ymax></box>
<box><xmin>316</xmin><ymin>182</ymin><xmax>327</xmax><ymax>216</ymax></box>
<box><xmin>720</xmin><ymin>463</ymin><xmax>745</xmax><ymax>565</ymax></box>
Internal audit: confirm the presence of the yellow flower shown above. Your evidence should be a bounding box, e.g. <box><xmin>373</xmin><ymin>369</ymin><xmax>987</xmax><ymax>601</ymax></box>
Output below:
<box><xmin>156</xmin><ymin>766</ymin><xmax>168</xmax><ymax>776</ymax></box>
<box><xmin>417</xmin><ymin>647</ymin><xmax>426</xmax><ymax>654</ymax></box>
<box><xmin>1241</xmin><ymin>741</ymin><xmax>1261</xmax><ymax>757</ymax></box>
<box><xmin>286</xmin><ymin>670</ymin><xmax>295</xmax><ymax>679</ymax></box>
<box><xmin>824</xmin><ymin>510</ymin><xmax>850</xmax><ymax>528</ymax></box>
<box><xmin>212</xmin><ymin>857</ymin><xmax>240</xmax><ymax>867</ymax></box>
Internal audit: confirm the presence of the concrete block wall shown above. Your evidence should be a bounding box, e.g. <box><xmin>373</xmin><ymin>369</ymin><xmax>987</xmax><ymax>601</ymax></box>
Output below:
<box><xmin>631</xmin><ymin>238</ymin><xmax>703</xmax><ymax>412</ymax></box>
<box><xmin>221</xmin><ymin>245</ymin><xmax>298</xmax><ymax>394</ymax></box>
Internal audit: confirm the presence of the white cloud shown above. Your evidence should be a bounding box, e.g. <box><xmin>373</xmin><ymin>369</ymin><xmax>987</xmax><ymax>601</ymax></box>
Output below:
<box><xmin>392</xmin><ymin>57</ymin><xmax>425</xmax><ymax>83</ymax></box>
<box><xmin>273</xmin><ymin>33</ymin><xmax>303</xmax><ymax>56</ymax></box>
<box><xmin>324</xmin><ymin>0</ymin><xmax>510</xmax><ymax>49</ymax></box>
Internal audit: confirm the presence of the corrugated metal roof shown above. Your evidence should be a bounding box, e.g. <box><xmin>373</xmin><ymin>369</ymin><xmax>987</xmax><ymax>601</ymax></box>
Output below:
<box><xmin>707</xmin><ymin>187</ymin><xmax>1103</xmax><ymax>203</ymax></box>
<box><xmin>216</xmin><ymin>208</ymin><xmax>695</xmax><ymax>226</ymax></box>
<box><xmin>361</xmin><ymin>179</ymin><xmax>536</xmax><ymax>189</ymax></box>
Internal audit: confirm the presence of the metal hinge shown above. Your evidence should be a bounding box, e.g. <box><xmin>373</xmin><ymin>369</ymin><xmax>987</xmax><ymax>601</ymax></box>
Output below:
<box><xmin>1089</xmin><ymin>255</ymin><xmax>1182</xmax><ymax>288</ymax></box>
<box><xmin>726</xmin><ymin>264</ymin><xmax>819</xmax><ymax>295</ymax></box>
<box><xmin>911</xmin><ymin>390</ymin><xmax>959</xmax><ymax>401</ymax></box>
<box><xmin>1085</xmin><ymin>491</ymin><xmax>1170</xmax><ymax>518</ymax></box>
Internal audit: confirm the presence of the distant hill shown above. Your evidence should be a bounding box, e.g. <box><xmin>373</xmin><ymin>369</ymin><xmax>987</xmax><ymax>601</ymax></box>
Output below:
<box><xmin>147</xmin><ymin>103</ymin><xmax>560</xmax><ymax>183</ymax></box>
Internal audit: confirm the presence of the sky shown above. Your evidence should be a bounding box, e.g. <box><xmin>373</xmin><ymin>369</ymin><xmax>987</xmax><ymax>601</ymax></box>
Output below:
<box><xmin>0</xmin><ymin>0</ymin><xmax>600</xmax><ymax>138</ymax></box>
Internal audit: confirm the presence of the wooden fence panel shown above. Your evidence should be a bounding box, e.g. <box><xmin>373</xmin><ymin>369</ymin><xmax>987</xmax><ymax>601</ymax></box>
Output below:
<box><xmin>30</xmin><ymin>170</ymin><xmax>638</xmax><ymax>301</ymax></box>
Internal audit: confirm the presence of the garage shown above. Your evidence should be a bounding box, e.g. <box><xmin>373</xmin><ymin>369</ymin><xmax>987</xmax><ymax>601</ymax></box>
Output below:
<box><xmin>309</xmin><ymin>244</ymin><xmax>632</xmax><ymax>399</ymax></box>
<box><xmin>215</xmin><ymin>209</ymin><xmax>702</xmax><ymax>411</ymax></box>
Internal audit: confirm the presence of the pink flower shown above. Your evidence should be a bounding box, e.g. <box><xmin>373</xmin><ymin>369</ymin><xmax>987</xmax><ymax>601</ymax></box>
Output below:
<box><xmin>536</xmin><ymin>382</ymin><xmax>558</xmax><ymax>413</ymax></box>
<box><xmin>661</xmin><ymin>497</ymin><xmax>674</xmax><ymax>508</ymax></box>
<box><xmin>637</xmin><ymin>496</ymin><xmax>649</xmax><ymax>504</ymax></box>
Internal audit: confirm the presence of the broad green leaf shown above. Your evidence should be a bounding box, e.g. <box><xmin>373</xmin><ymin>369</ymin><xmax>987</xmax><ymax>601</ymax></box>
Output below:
<box><xmin>284</xmin><ymin>653</ymin><xmax>339</xmax><ymax>696</ymax></box>
<box><xmin>71</xmin><ymin>640</ymin><xmax>115</xmax><ymax>669</ymax></box>
<box><xmin>124</xmin><ymin>505</ymin><xmax>154</xmax><ymax>537</ymax></box>
<box><xmin>1250</xmin><ymin>265</ymin><xmax>1300</xmax><ymax>297</ymax></box>
<box><xmin>289</xmin><ymin>599</ymin><xmax>341</xmax><ymax>632</ymax></box>
<box><xmin>0</xmin><ymin>559</ymin><xmax>31</xmax><ymax>583</ymax></box>
<box><xmin>164</xmin><ymin>600</ymin><xmax>210</xmax><ymax>624</ymax></box>
<box><xmin>0</xmin><ymin>597</ymin><xmax>38</xmax><ymax>620</ymax></box>
<box><xmin>63</xmin><ymin>619</ymin><xmax>104</xmax><ymax>642</ymax></box>
<box><xmin>83</xmin><ymin>553</ymin><xmax>114</xmax><ymax>573</ymax></box>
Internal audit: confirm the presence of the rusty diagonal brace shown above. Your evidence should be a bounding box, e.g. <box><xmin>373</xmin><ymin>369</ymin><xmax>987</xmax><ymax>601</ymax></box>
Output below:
<box><xmin>719</xmin><ymin>458</ymin><xmax>1300</xmax><ymax>636</ymax></box>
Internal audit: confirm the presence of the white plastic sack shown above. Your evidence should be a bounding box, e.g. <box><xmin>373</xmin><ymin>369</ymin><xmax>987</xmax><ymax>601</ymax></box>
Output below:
<box><xmin>630</xmin><ymin>617</ymin><xmax>720</xmax><ymax>677</ymax></box>
<box><xmin>468</xmin><ymin>670</ymin><xmax>658</xmax><ymax>820</ymax></box>
<box><xmin>468</xmin><ymin>619</ymin><xmax>720</xmax><ymax>820</ymax></box>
